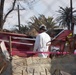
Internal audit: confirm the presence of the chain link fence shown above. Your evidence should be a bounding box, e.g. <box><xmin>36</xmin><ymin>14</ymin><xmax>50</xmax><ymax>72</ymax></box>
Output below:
<box><xmin>3</xmin><ymin>0</ymin><xmax>76</xmax><ymax>29</ymax></box>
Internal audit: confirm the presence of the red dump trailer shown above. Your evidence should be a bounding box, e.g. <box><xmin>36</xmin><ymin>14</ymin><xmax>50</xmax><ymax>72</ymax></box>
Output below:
<box><xmin>0</xmin><ymin>29</ymin><xmax>73</xmax><ymax>57</ymax></box>
<box><xmin>0</xmin><ymin>32</ymin><xmax>35</xmax><ymax>57</ymax></box>
<box><xmin>51</xmin><ymin>29</ymin><xmax>73</xmax><ymax>53</ymax></box>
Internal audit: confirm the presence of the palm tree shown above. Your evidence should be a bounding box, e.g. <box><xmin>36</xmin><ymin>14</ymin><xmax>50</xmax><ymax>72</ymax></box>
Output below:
<box><xmin>12</xmin><ymin>15</ymin><xmax>58</xmax><ymax>37</ymax></box>
<box><xmin>13</xmin><ymin>24</ymin><xmax>29</xmax><ymax>34</ymax></box>
<box><xmin>56</xmin><ymin>6</ymin><xmax>76</xmax><ymax>30</ymax></box>
<box><xmin>28</xmin><ymin>14</ymin><xmax>57</xmax><ymax>31</ymax></box>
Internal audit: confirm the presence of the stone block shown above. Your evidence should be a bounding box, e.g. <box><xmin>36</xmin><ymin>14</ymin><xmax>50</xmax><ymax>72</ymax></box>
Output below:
<box><xmin>32</xmin><ymin>57</ymin><xmax>40</xmax><ymax>64</ymax></box>
<box><xmin>26</xmin><ymin>57</ymin><xmax>32</xmax><ymax>65</ymax></box>
<box><xmin>26</xmin><ymin>66</ymin><xmax>34</xmax><ymax>73</ymax></box>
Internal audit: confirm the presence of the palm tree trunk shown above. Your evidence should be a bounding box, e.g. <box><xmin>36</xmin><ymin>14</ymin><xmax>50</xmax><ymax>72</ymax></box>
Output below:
<box><xmin>71</xmin><ymin>23</ymin><xmax>74</xmax><ymax>33</ymax></box>
<box><xmin>67</xmin><ymin>22</ymin><xmax>70</xmax><ymax>30</ymax></box>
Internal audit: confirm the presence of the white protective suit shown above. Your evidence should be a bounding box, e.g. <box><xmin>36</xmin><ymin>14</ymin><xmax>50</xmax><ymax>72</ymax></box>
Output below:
<box><xmin>34</xmin><ymin>32</ymin><xmax>51</xmax><ymax>58</ymax></box>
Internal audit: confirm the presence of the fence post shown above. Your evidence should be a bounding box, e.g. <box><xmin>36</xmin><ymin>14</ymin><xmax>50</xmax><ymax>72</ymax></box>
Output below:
<box><xmin>9</xmin><ymin>36</ymin><xmax>12</xmax><ymax>57</ymax></box>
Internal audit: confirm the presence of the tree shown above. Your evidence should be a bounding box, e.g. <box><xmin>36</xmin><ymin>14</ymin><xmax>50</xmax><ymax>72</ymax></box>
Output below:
<box><xmin>28</xmin><ymin>14</ymin><xmax>57</xmax><ymax>31</ymax></box>
<box><xmin>12</xmin><ymin>14</ymin><xmax>57</xmax><ymax>37</ymax></box>
<box><xmin>0</xmin><ymin>0</ymin><xmax>39</xmax><ymax>30</ymax></box>
<box><xmin>0</xmin><ymin>0</ymin><xmax>16</xmax><ymax>29</ymax></box>
<box><xmin>13</xmin><ymin>24</ymin><xmax>29</xmax><ymax>34</ymax></box>
<box><xmin>56</xmin><ymin>6</ymin><xmax>76</xmax><ymax>30</ymax></box>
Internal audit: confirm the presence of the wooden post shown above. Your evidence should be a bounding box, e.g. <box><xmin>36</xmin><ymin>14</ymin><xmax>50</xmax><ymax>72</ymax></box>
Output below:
<box><xmin>45</xmin><ymin>68</ymin><xmax>47</xmax><ymax>75</ymax></box>
<box><xmin>22</xmin><ymin>70</ymin><xmax>23</xmax><ymax>75</ymax></box>
<box><xmin>33</xmin><ymin>69</ymin><xmax>35</xmax><ymax>75</ymax></box>
<box><xmin>9</xmin><ymin>36</ymin><xmax>12</xmax><ymax>56</ymax></box>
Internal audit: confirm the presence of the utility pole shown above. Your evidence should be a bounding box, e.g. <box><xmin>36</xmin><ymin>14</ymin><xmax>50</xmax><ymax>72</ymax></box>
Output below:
<box><xmin>70</xmin><ymin>0</ymin><xmax>72</xmax><ymax>29</ymax></box>
<box><xmin>14</xmin><ymin>0</ymin><xmax>26</xmax><ymax>32</ymax></box>
<box><xmin>70</xmin><ymin>0</ymin><xmax>74</xmax><ymax>33</ymax></box>
<box><xmin>17</xmin><ymin>5</ymin><xmax>21</xmax><ymax>31</ymax></box>
<box><xmin>70</xmin><ymin>0</ymin><xmax>75</xmax><ymax>53</ymax></box>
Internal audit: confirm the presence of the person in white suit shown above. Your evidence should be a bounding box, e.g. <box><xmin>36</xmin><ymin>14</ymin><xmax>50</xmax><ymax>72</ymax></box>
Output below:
<box><xmin>34</xmin><ymin>24</ymin><xmax>51</xmax><ymax>58</ymax></box>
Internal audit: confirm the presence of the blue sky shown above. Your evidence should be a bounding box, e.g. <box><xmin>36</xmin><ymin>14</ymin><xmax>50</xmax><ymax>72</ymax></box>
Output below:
<box><xmin>3</xmin><ymin>0</ymin><xmax>76</xmax><ymax>30</ymax></box>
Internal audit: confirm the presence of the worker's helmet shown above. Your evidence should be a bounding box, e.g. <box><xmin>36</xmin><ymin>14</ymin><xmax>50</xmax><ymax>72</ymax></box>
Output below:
<box><xmin>39</xmin><ymin>24</ymin><xmax>47</xmax><ymax>31</ymax></box>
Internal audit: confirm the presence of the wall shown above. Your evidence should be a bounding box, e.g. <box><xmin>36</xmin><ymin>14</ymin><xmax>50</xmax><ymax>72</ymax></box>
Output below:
<box><xmin>1</xmin><ymin>54</ymin><xmax>76</xmax><ymax>75</ymax></box>
<box><xmin>12</xmin><ymin>56</ymin><xmax>51</xmax><ymax>75</ymax></box>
